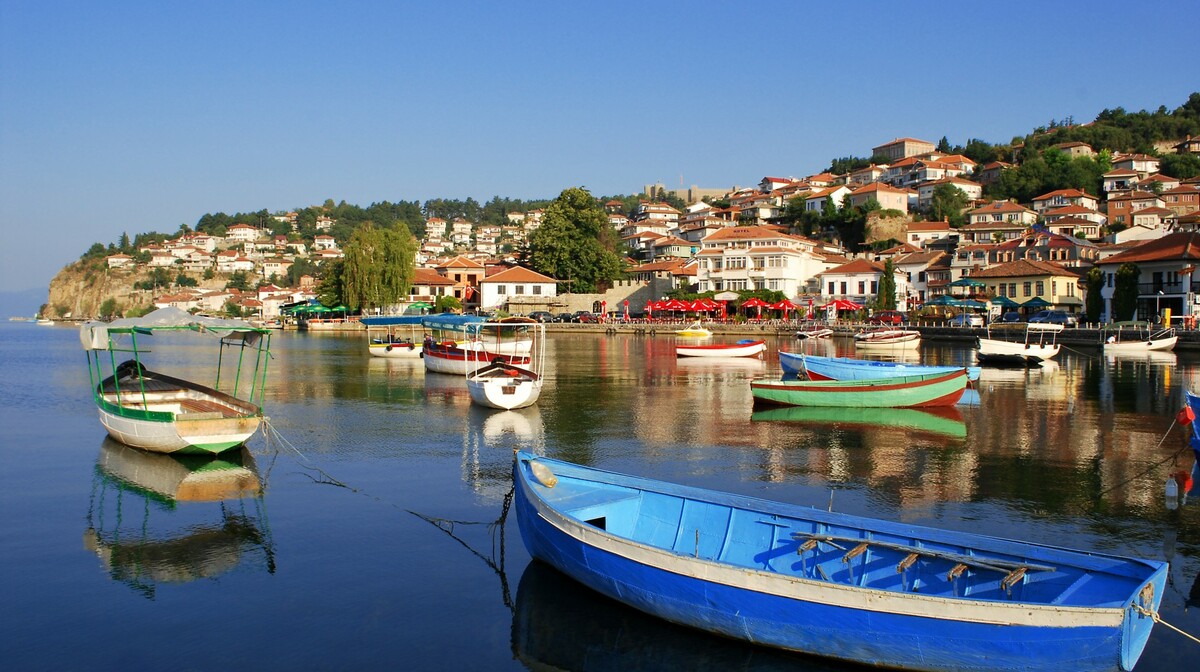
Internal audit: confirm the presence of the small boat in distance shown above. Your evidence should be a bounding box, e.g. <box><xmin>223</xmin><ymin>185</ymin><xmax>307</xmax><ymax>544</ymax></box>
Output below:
<box><xmin>976</xmin><ymin>323</ymin><xmax>1062</xmax><ymax>365</ymax></box>
<box><xmin>80</xmin><ymin>307</ymin><xmax>272</xmax><ymax>454</ymax></box>
<box><xmin>674</xmin><ymin>321</ymin><xmax>712</xmax><ymax>338</ymax></box>
<box><xmin>465</xmin><ymin>320</ymin><xmax>545</xmax><ymax>410</ymax></box>
<box><xmin>751</xmin><ymin>369</ymin><xmax>967</xmax><ymax>408</ymax></box>
<box><xmin>675</xmin><ymin>339</ymin><xmax>765</xmax><ymax>358</ymax></box>
<box><xmin>1103</xmin><ymin>325</ymin><xmax>1177</xmax><ymax>355</ymax></box>
<box><xmin>779</xmin><ymin>351</ymin><xmax>980</xmax><ymax>382</ymax></box>
<box><xmin>853</xmin><ymin>328</ymin><xmax>920</xmax><ymax>351</ymax></box>
<box><xmin>362</xmin><ymin>315</ymin><xmax>425</xmax><ymax>358</ymax></box>
<box><xmin>795</xmin><ymin>321</ymin><xmax>833</xmax><ymax>339</ymax></box>
<box><xmin>514</xmin><ymin>452</ymin><xmax>1166</xmax><ymax>672</ymax></box>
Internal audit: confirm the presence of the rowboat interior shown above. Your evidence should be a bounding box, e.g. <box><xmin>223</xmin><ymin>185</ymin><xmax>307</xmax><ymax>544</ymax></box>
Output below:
<box><xmin>99</xmin><ymin>362</ymin><xmax>259</xmax><ymax>421</ymax></box>
<box><xmin>524</xmin><ymin>458</ymin><xmax>1157</xmax><ymax>611</ymax></box>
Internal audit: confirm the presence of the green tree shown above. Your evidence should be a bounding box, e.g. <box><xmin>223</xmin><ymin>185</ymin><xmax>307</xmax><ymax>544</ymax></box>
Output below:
<box><xmin>525</xmin><ymin>187</ymin><xmax>624</xmax><ymax>293</ymax></box>
<box><xmin>226</xmin><ymin>271</ymin><xmax>252</xmax><ymax>292</ymax></box>
<box><xmin>1085</xmin><ymin>267</ymin><xmax>1105</xmax><ymax>323</ymax></box>
<box><xmin>98</xmin><ymin>298</ymin><xmax>122</xmax><ymax>320</ymax></box>
<box><xmin>175</xmin><ymin>272</ymin><xmax>198</xmax><ymax>287</ymax></box>
<box><xmin>1112</xmin><ymin>263</ymin><xmax>1140</xmax><ymax>321</ymax></box>
<box><xmin>339</xmin><ymin>223</ymin><xmax>418</xmax><ymax>311</ymax></box>
<box><xmin>928</xmin><ymin>184</ymin><xmax>970</xmax><ymax>227</ymax></box>
<box><xmin>876</xmin><ymin>259</ymin><xmax>898</xmax><ymax>310</ymax></box>
<box><xmin>936</xmin><ymin>136</ymin><xmax>952</xmax><ymax>153</ymax></box>
<box><xmin>316</xmin><ymin>260</ymin><xmax>345</xmax><ymax>307</ymax></box>
<box><xmin>435</xmin><ymin>294</ymin><xmax>462</xmax><ymax>313</ymax></box>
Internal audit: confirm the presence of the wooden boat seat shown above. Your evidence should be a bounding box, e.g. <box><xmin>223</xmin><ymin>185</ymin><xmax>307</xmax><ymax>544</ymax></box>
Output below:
<box><xmin>177</xmin><ymin>397</ymin><xmax>243</xmax><ymax>418</ymax></box>
<box><xmin>794</xmin><ymin>533</ymin><xmax>1055</xmax><ymax>586</ymax></box>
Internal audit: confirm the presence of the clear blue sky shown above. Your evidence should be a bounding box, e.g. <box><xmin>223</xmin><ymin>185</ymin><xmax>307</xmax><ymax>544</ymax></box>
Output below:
<box><xmin>2</xmin><ymin>0</ymin><xmax>1198</xmax><ymax>293</ymax></box>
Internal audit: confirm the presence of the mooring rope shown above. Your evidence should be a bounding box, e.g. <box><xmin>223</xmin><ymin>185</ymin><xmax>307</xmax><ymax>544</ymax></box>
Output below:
<box><xmin>1132</xmin><ymin>604</ymin><xmax>1200</xmax><ymax>645</ymax></box>
<box><xmin>1094</xmin><ymin>418</ymin><xmax>1184</xmax><ymax>499</ymax></box>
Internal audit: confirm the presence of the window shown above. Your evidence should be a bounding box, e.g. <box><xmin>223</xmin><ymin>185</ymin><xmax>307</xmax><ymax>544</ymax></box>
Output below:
<box><xmin>1035</xmin><ymin>281</ymin><xmax>1044</xmax><ymax>296</ymax></box>
<box><xmin>769</xmin><ymin>279</ymin><xmax>782</xmax><ymax>290</ymax></box>
<box><xmin>1009</xmin><ymin>283</ymin><xmax>1017</xmax><ymax>297</ymax></box>
<box><xmin>858</xmin><ymin>281</ymin><xmax>866</xmax><ymax>294</ymax></box>
<box><xmin>515</xmin><ymin>285</ymin><xmax>525</xmax><ymax>295</ymax></box>
<box><xmin>840</xmin><ymin>281</ymin><xmax>848</xmax><ymax>295</ymax></box>
<box><xmin>998</xmin><ymin>284</ymin><xmax>1007</xmax><ymax>297</ymax></box>
<box><xmin>1023</xmin><ymin>282</ymin><xmax>1032</xmax><ymax>297</ymax></box>
<box><xmin>727</xmin><ymin>257</ymin><xmax>747</xmax><ymax>270</ymax></box>
<box><xmin>497</xmin><ymin>285</ymin><xmax>507</xmax><ymax>295</ymax></box>
<box><xmin>1051</xmin><ymin>281</ymin><xmax>1056</xmax><ymax>296</ymax></box>
<box><xmin>533</xmin><ymin>286</ymin><xmax>542</xmax><ymax>295</ymax></box>
<box><xmin>828</xmin><ymin>281</ymin><xmax>836</xmax><ymax>294</ymax></box>
<box><xmin>753</xmin><ymin>279</ymin><xmax>764</xmax><ymax>290</ymax></box>
<box><xmin>871</xmin><ymin>281</ymin><xmax>878</xmax><ymax>294</ymax></box>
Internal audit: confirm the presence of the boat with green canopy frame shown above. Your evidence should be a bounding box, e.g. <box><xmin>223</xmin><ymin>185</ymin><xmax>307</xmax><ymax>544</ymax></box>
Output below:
<box><xmin>81</xmin><ymin>307</ymin><xmax>273</xmax><ymax>454</ymax></box>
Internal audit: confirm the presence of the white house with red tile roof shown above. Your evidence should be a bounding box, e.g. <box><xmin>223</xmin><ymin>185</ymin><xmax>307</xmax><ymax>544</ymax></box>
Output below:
<box><xmin>1043</xmin><ymin>204</ymin><xmax>1106</xmax><ymax>225</ymax></box>
<box><xmin>916</xmin><ymin>177</ymin><xmax>982</xmax><ymax>210</ymax></box>
<box><xmin>894</xmin><ymin>250</ymin><xmax>947</xmax><ymax>304</ymax></box>
<box><xmin>967</xmin><ymin>201</ymin><xmax>1037</xmax><ymax>226</ymax></box>
<box><xmin>1095</xmin><ymin>231</ymin><xmax>1200</xmax><ymax>321</ymax></box>
<box><xmin>479</xmin><ymin>266</ymin><xmax>558</xmax><ymax>311</ymax></box>
<box><xmin>1044</xmin><ymin>217</ymin><xmax>1102</xmax><ymax>240</ymax></box>
<box><xmin>803</xmin><ymin>186</ymin><xmax>852</xmax><ymax>213</ymax></box>
<box><xmin>313</xmin><ymin>234</ymin><xmax>337</xmax><ymax>250</ymax></box>
<box><xmin>1031</xmin><ymin>188</ymin><xmax>1100</xmax><ymax>214</ymax></box>
<box><xmin>904</xmin><ymin>220</ymin><xmax>952</xmax><ymax>248</ymax></box>
<box><xmin>262</xmin><ymin>258</ymin><xmax>293</xmax><ymax>279</ymax></box>
<box><xmin>818</xmin><ymin>258</ymin><xmax>911</xmax><ymax>309</ymax></box>
<box><xmin>1112</xmin><ymin>153</ymin><xmax>1160</xmax><ymax>178</ymax></box>
<box><xmin>848</xmin><ymin>183</ymin><xmax>909</xmax><ymax>213</ymax></box>
<box><xmin>758</xmin><ymin>176</ymin><xmax>798</xmax><ymax>192</ymax></box>
<box><xmin>106</xmin><ymin>253</ymin><xmax>133</xmax><ymax>269</ymax></box>
<box><xmin>1130</xmin><ymin>206</ymin><xmax>1176</xmax><ymax>231</ymax></box>
<box><xmin>649</xmin><ymin>236</ymin><xmax>696</xmax><ymax>261</ymax></box>
<box><xmin>315</xmin><ymin>216</ymin><xmax>335</xmax><ymax>231</ymax></box>
<box><xmin>149</xmin><ymin>251</ymin><xmax>178</xmax><ymax>267</ymax></box>
<box><xmin>959</xmin><ymin>220</ymin><xmax>1027</xmax><ymax>244</ymax></box>
<box><xmin>226</xmin><ymin>223</ymin><xmax>260</xmax><ymax>242</ymax></box>
<box><xmin>849</xmin><ymin>164</ymin><xmax>888</xmax><ymax>186</ymax></box>
<box><xmin>1136</xmin><ymin>174</ymin><xmax>1181</xmax><ymax>193</ymax></box>
<box><xmin>1102</xmin><ymin>168</ymin><xmax>1141</xmax><ymax>193</ymax></box>
<box><xmin>977</xmin><ymin>161</ymin><xmax>1012</xmax><ymax>186</ymax></box>
<box><xmin>694</xmin><ymin>226</ymin><xmax>827</xmax><ymax>297</ymax></box>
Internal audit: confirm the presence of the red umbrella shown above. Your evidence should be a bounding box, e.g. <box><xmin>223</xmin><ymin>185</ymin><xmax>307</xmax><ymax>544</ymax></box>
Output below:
<box><xmin>824</xmin><ymin>299</ymin><xmax>862</xmax><ymax>311</ymax></box>
<box><xmin>740</xmin><ymin>297</ymin><xmax>769</xmax><ymax>308</ymax></box>
<box><xmin>769</xmin><ymin>300</ymin><xmax>793</xmax><ymax>318</ymax></box>
<box><xmin>663</xmin><ymin>299</ymin><xmax>689</xmax><ymax>312</ymax></box>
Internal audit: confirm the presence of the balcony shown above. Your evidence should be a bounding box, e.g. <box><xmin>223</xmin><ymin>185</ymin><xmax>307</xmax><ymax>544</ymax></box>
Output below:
<box><xmin>1138</xmin><ymin>282</ymin><xmax>1184</xmax><ymax>295</ymax></box>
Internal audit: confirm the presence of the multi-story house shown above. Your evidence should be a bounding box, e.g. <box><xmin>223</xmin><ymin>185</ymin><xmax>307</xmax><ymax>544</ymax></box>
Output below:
<box><xmin>818</xmin><ymin>259</ymin><xmax>911</xmax><ymax>310</ymax></box>
<box><xmin>802</xmin><ymin>186</ymin><xmax>851</xmax><ymax>213</ymax></box>
<box><xmin>971</xmin><ymin>259</ymin><xmax>1084</xmax><ymax>315</ymax></box>
<box><xmin>950</xmin><ymin>243</ymin><xmax>994</xmax><ymax>282</ymax></box>
<box><xmin>437</xmin><ymin>255</ymin><xmax>486</xmax><ymax>309</ymax></box>
<box><xmin>313</xmin><ymin>234</ymin><xmax>338</xmax><ymax>250</ymax></box>
<box><xmin>976</xmin><ymin>161</ymin><xmax>1012</xmax><ymax>186</ymax></box>
<box><xmin>1102</xmin><ymin>168</ymin><xmax>1140</xmax><ymax>194</ymax></box>
<box><xmin>479</xmin><ymin>266</ymin><xmax>558</xmax><ymax>312</ymax></box>
<box><xmin>848</xmin><ymin>164</ymin><xmax>887</xmax><ymax>186</ymax></box>
<box><xmin>1161</xmin><ymin>185</ymin><xmax>1200</xmax><ymax>217</ymax></box>
<box><xmin>1031</xmin><ymin>189</ymin><xmax>1100</xmax><ymax>215</ymax></box>
<box><xmin>1112</xmin><ymin>153</ymin><xmax>1161</xmax><ymax>178</ymax></box>
<box><xmin>1095</xmin><ymin>231</ymin><xmax>1200</xmax><ymax>322</ymax></box>
<box><xmin>633</xmin><ymin>201</ymin><xmax>681</xmax><ymax>225</ymax></box>
<box><xmin>904</xmin><ymin>221</ymin><xmax>952</xmax><ymax>248</ymax></box>
<box><xmin>848</xmin><ymin>183</ymin><xmax>910</xmax><ymax>213</ymax></box>
<box><xmin>694</xmin><ymin>226</ymin><xmax>826</xmax><ymax>297</ymax></box>
<box><xmin>916</xmin><ymin>177</ymin><xmax>982</xmax><ymax>211</ymax></box>
<box><xmin>988</xmin><ymin>231</ymin><xmax>1099</xmax><ymax>269</ymax></box>
<box><xmin>967</xmin><ymin>201</ymin><xmax>1037</xmax><ymax>226</ymax></box>
<box><xmin>225</xmin><ymin>223</ymin><xmax>260</xmax><ymax>243</ymax></box>
<box><xmin>871</xmin><ymin>137</ymin><xmax>935</xmax><ymax>162</ymax></box>
<box><xmin>894</xmin><ymin>250</ymin><xmax>946</xmax><ymax>304</ymax></box>
<box><xmin>314</xmin><ymin>216</ymin><xmax>335</xmax><ymax>231</ymax></box>
<box><xmin>1106</xmin><ymin>192</ymin><xmax>1165</xmax><ymax>226</ymax></box>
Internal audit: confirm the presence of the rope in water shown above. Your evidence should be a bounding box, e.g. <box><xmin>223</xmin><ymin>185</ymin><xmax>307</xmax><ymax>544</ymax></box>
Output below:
<box><xmin>1131</xmin><ymin>604</ymin><xmax>1200</xmax><ymax>645</ymax></box>
<box><xmin>1094</xmin><ymin>418</ymin><xmax>1184</xmax><ymax>499</ymax></box>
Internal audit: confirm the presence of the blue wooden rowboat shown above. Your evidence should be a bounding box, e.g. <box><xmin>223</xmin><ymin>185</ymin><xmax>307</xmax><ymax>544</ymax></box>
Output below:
<box><xmin>514</xmin><ymin>452</ymin><xmax>1167</xmax><ymax>672</ymax></box>
<box><xmin>780</xmin><ymin>351</ymin><xmax>981</xmax><ymax>382</ymax></box>
<box><xmin>751</xmin><ymin>369</ymin><xmax>968</xmax><ymax>408</ymax></box>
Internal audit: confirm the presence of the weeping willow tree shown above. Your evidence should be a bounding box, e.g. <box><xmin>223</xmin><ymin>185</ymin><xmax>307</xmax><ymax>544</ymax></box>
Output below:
<box><xmin>340</xmin><ymin>223</ymin><xmax>418</xmax><ymax>311</ymax></box>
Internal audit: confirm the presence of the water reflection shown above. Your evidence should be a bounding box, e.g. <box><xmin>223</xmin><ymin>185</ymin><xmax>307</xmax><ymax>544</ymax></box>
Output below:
<box><xmin>752</xmin><ymin>405</ymin><xmax>967</xmax><ymax>440</ymax></box>
<box><xmin>83</xmin><ymin>440</ymin><xmax>275</xmax><ymax>598</ymax></box>
<box><xmin>463</xmin><ymin>406</ymin><xmax>544</xmax><ymax>503</ymax></box>
<box><xmin>513</xmin><ymin>561</ymin><xmax>843</xmax><ymax>672</ymax></box>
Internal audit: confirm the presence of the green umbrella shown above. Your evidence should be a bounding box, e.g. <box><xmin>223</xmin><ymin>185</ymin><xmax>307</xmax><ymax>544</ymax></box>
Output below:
<box><xmin>1022</xmin><ymin>297</ymin><xmax>1052</xmax><ymax>309</ymax></box>
<box><xmin>990</xmin><ymin>296</ymin><xmax>1019</xmax><ymax>308</ymax></box>
<box><xmin>949</xmin><ymin>277</ymin><xmax>986</xmax><ymax>288</ymax></box>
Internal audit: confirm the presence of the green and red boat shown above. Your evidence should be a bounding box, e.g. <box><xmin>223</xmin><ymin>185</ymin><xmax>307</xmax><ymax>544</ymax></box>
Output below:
<box><xmin>750</xmin><ymin>369</ymin><xmax>968</xmax><ymax>408</ymax></box>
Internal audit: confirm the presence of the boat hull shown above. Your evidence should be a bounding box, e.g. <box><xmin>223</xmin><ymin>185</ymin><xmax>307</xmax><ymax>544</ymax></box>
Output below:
<box><xmin>781</xmin><ymin>352</ymin><xmax>980</xmax><ymax>382</ymax></box>
<box><xmin>676</xmin><ymin>341</ymin><xmax>765</xmax><ymax>358</ymax></box>
<box><xmin>423</xmin><ymin>344</ymin><xmax>529</xmax><ymax>375</ymax></box>
<box><xmin>854</xmin><ymin>331</ymin><xmax>921</xmax><ymax>351</ymax></box>
<box><xmin>368</xmin><ymin>342</ymin><xmax>424</xmax><ymax>358</ymax></box>
<box><xmin>97</xmin><ymin>404</ymin><xmax>260</xmax><ymax>454</ymax></box>
<box><xmin>1103</xmin><ymin>336</ymin><xmax>1177</xmax><ymax>355</ymax></box>
<box><xmin>751</xmin><ymin>370</ymin><xmax>967</xmax><ymax>408</ymax></box>
<box><xmin>466</xmin><ymin>377</ymin><xmax>542</xmax><ymax>410</ymax></box>
<box><xmin>977</xmin><ymin>338</ymin><xmax>1060</xmax><ymax>363</ymax></box>
<box><xmin>514</xmin><ymin>455</ymin><xmax>1165</xmax><ymax>672</ymax></box>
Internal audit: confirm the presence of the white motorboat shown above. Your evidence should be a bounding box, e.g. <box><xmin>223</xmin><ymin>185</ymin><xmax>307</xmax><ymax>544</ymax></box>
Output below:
<box><xmin>465</xmin><ymin>320</ymin><xmax>545</xmax><ymax>409</ymax></box>
<box><xmin>675</xmin><ymin>339</ymin><xmax>765</xmax><ymax>358</ymax></box>
<box><xmin>1103</xmin><ymin>327</ymin><xmax>1177</xmax><ymax>355</ymax></box>
<box><xmin>853</xmin><ymin>329</ymin><xmax>920</xmax><ymax>351</ymax></box>
<box><xmin>976</xmin><ymin>323</ymin><xmax>1062</xmax><ymax>365</ymax></box>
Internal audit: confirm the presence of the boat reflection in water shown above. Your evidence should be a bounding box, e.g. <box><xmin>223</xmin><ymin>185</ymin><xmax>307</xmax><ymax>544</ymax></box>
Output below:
<box><xmin>462</xmin><ymin>405</ymin><xmax>545</xmax><ymax>503</ymax></box>
<box><xmin>751</xmin><ymin>404</ymin><xmax>967</xmax><ymax>439</ymax></box>
<box><xmin>513</xmin><ymin>561</ymin><xmax>842</xmax><ymax>672</ymax></box>
<box><xmin>83</xmin><ymin>439</ymin><xmax>275</xmax><ymax>598</ymax></box>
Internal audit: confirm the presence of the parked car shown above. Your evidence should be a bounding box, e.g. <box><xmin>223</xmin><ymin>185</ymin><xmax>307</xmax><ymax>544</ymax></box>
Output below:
<box><xmin>571</xmin><ymin>311</ymin><xmax>600</xmax><ymax>323</ymax></box>
<box><xmin>527</xmin><ymin>311</ymin><xmax>553</xmax><ymax>323</ymax></box>
<box><xmin>999</xmin><ymin>311</ymin><xmax>1023</xmax><ymax>323</ymax></box>
<box><xmin>868</xmin><ymin>310</ymin><xmax>908</xmax><ymax>325</ymax></box>
<box><xmin>553</xmin><ymin>312</ymin><xmax>574</xmax><ymax>323</ymax></box>
<box><xmin>947</xmin><ymin>313</ymin><xmax>984</xmax><ymax>327</ymax></box>
<box><xmin>1028</xmin><ymin>310</ymin><xmax>1078</xmax><ymax>327</ymax></box>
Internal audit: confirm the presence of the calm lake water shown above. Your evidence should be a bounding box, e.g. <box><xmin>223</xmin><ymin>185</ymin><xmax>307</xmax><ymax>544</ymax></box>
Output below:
<box><xmin>2</xmin><ymin>321</ymin><xmax>1198</xmax><ymax>670</ymax></box>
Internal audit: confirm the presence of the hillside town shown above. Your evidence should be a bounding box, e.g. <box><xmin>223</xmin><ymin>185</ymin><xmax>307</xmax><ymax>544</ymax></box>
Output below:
<box><xmin>99</xmin><ymin>135</ymin><xmax>1200</xmax><ymax>326</ymax></box>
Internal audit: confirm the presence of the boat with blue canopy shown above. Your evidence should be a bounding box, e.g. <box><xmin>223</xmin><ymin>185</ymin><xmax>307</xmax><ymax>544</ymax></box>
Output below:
<box><xmin>780</xmin><ymin>351</ymin><xmax>980</xmax><ymax>382</ymax></box>
<box><xmin>361</xmin><ymin>315</ymin><xmax>425</xmax><ymax>358</ymax></box>
<box><xmin>514</xmin><ymin>452</ymin><xmax>1167</xmax><ymax>672</ymax></box>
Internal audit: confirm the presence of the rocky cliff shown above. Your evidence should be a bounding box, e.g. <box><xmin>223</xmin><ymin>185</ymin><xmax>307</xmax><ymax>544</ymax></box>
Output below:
<box><xmin>45</xmin><ymin>262</ymin><xmax>227</xmax><ymax>320</ymax></box>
